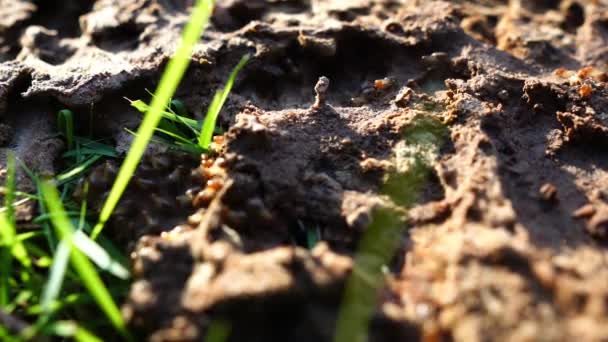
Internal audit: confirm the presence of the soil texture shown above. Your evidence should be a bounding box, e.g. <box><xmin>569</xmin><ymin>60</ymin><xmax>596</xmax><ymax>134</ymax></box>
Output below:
<box><xmin>3</xmin><ymin>0</ymin><xmax>608</xmax><ymax>341</ymax></box>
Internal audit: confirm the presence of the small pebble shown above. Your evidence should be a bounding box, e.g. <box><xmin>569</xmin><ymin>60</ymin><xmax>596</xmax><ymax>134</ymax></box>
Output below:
<box><xmin>498</xmin><ymin>89</ymin><xmax>509</xmax><ymax>101</ymax></box>
<box><xmin>539</xmin><ymin>183</ymin><xmax>558</xmax><ymax>202</ymax></box>
<box><xmin>313</xmin><ymin>76</ymin><xmax>330</xmax><ymax>109</ymax></box>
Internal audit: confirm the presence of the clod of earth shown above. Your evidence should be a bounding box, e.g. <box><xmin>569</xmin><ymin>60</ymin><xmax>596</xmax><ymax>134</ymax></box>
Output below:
<box><xmin>3</xmin><ymin>0</ymin><xmax>608</xmax><ymax>341</ymax></box>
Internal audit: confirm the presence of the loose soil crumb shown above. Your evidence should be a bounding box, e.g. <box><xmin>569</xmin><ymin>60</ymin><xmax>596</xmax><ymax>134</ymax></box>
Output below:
<box><xmin>2</xmin><ymin>0</ymin><xmax>608</xmax><ymax>341</ymax></box>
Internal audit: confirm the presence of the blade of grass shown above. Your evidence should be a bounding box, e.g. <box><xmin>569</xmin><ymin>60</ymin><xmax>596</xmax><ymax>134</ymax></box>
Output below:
<box><xmin>169</xmin><ymin>110</ymin><xmax>200</xmax><ymax>137</ymax></box>
<box><xmin>0</xmin><ymin>154</ymin><xmax>30</xmax><ymax>309</ymax></box>
<box><xmin>165</xmin><ymin>100</ymin><xmax>202</xmax><ymax>137</ymax></box>
<box><xmin>91</xmin><ymin>0</ymin><xmax>214</xmax><ymax>239</ymax></box>
<box><xmin>33</xmin><ymin>212</ymin><xmax>83</xmax><ymax>224</ymax></box>
<box><xmin>94</xmin><ymin>235</ymin><xmax>128</xmax><ymax>267</ymax></box>
<box><xmin>55</xmin><ymin>155</ymin><xmax>103</xmax><ymax>185</ymax></box>
<box><xmin>29</xmin><ymin>284</ymin><xmax>128</xmax><ymax>316</ymax></box>
<box><xmin>307</xmin><ymin>225</ymin><xmax>320</xmax><ymax>249</ymax></box>
<box><xmin>199</xmin><ymin>92</ymin><xmax>222</xmax><ymax>148</ymax></box>
<box><xmin>42</xmin><ymin>183</ymin><xmax>127</xmax><ymax>297</ymax></box>
<box><xmin>41</xmin><ymin>240</ymin><xmax>70</xmax><ymax>315</ymax></box>
<box><xmin>129</xmin><ymin>99</ymin><xmax>200</xmax><ymax>131</ymax></box>
<box><xmin>40</xmin><ymin>181</ymin><xmax>129</xmax><ymax>339</ymax></box>
<box><xmin>0</xmin><ymin>233</ymin><xmax>10</xmax><ymax>308</ymax></box>
<box><xmin>0</xmin><ymin>213</ymin><xmax>30</xmax><ymax>268</ymax></box>
<box><xmin>45</xmin><ymin>321</ymin><xmax>103</xmax><ymax>342</ymax></box>
<box><xmin>0</xmin><ymin>188</ymin><xmax>37</xmax><ymax>199</ymax></box>
<box><xmin>17</xmin><ymin>231</ymin><xmax>44</xmax><ymax>242</ymax></box>
<box><xmin>0</xmin><ymin>153</ymin><xmax>30</xmax><ymax>268</ymax></box>
<box><xmin>132</xmin><ymin>97</ymin><xmax>202</xmax><ymax>143</ymax></box>
<box><xmin>5</xmin><ymin>152</ymin><xmax>16</xmax><ymax>225</ymax></box>
<box><xmin>125</xmin><ymin>128</ymin><xmax>205</xmax><ymax>155</ymax></box>
<box><xmin>78</xmin><ymin>182</ymin><xmax>88</xmax><ymax>231</ymax></box>
<box><xmin>0</xmin><ymin>198</ymin><xmax>34</xmax><ymax>216</ymax></box>
<box><xmin>75</xmin><ymin>137</ymin><xmax>118</xmax><ymax>152</ymax></box>
<box><xmin>198</xmin><ymin>54</ymin><xmax>250</xmax><ymax>149</ymax></box>
<box><xmin>152</xmin><ymin>127</ymin><xmax>199</xmax><ymax>146</ymax></box>
<box><xmin>170</xmin><ymin>99</ymin><xmax>189</xmax><ymax>117</ymax></box>
<box><xmin>15</xmin><ymin>159</ymin><xmax>57</xmax><ymax>252</ymax></box>
<box><xmin>62</xmin><ymin>149</ymin><xmax>117</xmax><ymax>159</ymax></box>
<box><xmin>71</xmin><ymin>231</ymin><xmax>129</xmax><ymax>279</ymax></box>
<box><xmin>57</xmin><ymin>110</ymin><xmax>74</xmax><ymax>151</ymax></box>
<box><xmin>29</xmin><ymin>292</ymin><xmax>90</xmax><ymax>315</ymax></box>
<box><xmin>205</xmin><ymin>321</ymin><xmax>231</xmax><ymax>342</ymax></box>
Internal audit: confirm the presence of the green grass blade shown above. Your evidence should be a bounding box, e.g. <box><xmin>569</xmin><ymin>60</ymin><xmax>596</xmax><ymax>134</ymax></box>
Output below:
<box><xmin>55</xmin><ymin>155</ymin><xmax>102</xmax><ymax>185</ymax></box>
<box><xmin>62</xmin><ymin>149</ymin><xmax>117</xmax><ymax>159</ymax></box>
<box><xmin>170</xmin><ymin>111</ymin><xmax>200</xmax><ymax>137</ymax></box>
<box><xmin>74</xmin><ymin>137</ymin><xmax>118</xmax><ymax>154</ymax></box>
<box><xmin>73</xmin><ymin>324</ymin><xmax>104</xmax><ymax>342</ymax></box>
<box><xmin>153</xmin><ymin>127</ymin><xmax>198</xmax><ymax>146</ymax></box>
<box><xmin>0</xmin><ymin>153</ymin><xmax>30</xmax><ymax>284</ymax></box>
<box><xmin>307</xmin><ymin>226</ymin><xmax>320</xmax><ymax>249</ymax></box>
<box><xmin>170</xmin><ymin>99</ymin><xmax>189</xmax><ymax>117</ymax></box>
<box><xmin>78</xmin><ymin>182</ymin><xmax>88</xmax><ymax>231</ymax></box>
<box><xmin>14</xmin><ymin>159</ymin><xmax>57</xmax><ymax>251</ymax></box>
<box><xmin>199</xmin><ymin>92</ymin><xmax>222</xmax><ymax>149</ymax></box>
<box><xmin>205</xmin><ymin>321</ymin><xmax>231</xmax><ymax>342</ymax></box>
<box><xmin>128</xmin><ymin>98</ymin><xmax>149</xmax><ymax>113</ymax></box>
<box><xmin>57</xmin><ymin>110</ymin><xmax>74</xmax><ymax>151</ymax></box>
<box><xmin>0</xmin><ymin>214</ymin><xmax>29</xmax><ymax>269</ymax></box>
<box><xmin>129</xmin><ymin>99</ymin><xmax>200</xmax><ymax>131</ymax></box>
<box><xmin>41</xmin><ymin>241</ymin><xmax>70</xmax><ymax>314</ymax></box>
<box><xmin>16</xmin><ymin>231</ymin><xmax>44</xmax><ymax>242</ymax></box>
<box><xmin>198</xmin><ymin>54</ymin><xmax>250</xmax><ymax>149</ymax></box>
<box><xmin>125</xmin><ymin>128</ymin><xmax>205</xmax><ymax>155</ymax></box>
<box><xmin>45</xmin><ymin>321</ymin><xmax>103</xmax><ymax>342</ymax></box>
<box><xmin>40</xmin><ymin>181</ymin><xmax>129</xmax><ymax>338</ymax></box>
<box><xmin>33</xmin><ymin>212</ymin><xmax>83</xmax><ymax>224</ymax></box>
<box><xmin>71</xmin><ymin>231</ymin><xmax>129</xmax><ymax>279</ymax></box>
<box><xmin>0</xmin><ymin>189</ymin><xmax>38</xmax><ymax>201</ymax></box>
<box><xmin>92</xmin><ymin>0</ymin><xmax>215</xmax><ymax>239</ymax></box>
<box><xmin>5</xmin><ymin>152</ymin><xmax>16</xmax><ymax>225</ymax></box>
<box><xmin>0</xmin><ymin>238</ymin><xmax>10</xmax><ymax>308</ymax></box>
<box><xmin>132</xmin><ymin>98</ymin><xmax>202</xmax><ymax>142</ymax></box>
<box><xmin>95</xmin><ymin>236</ymin><xmax>129</xmax><ymax>269</ymax></box>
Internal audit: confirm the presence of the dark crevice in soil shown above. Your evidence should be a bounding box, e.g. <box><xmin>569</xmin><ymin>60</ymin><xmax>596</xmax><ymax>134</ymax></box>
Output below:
<box><xmin>0</xmin><ymin>0</ymin><xmax>95</xmax><ymax>64</ymax></box>
<box><xmin>562</xmin><ymin>2</ymin><xmax>585</xmax><ymax>32</ymax></box>
<box><xmin>213</xmin><ymin>0</ymin><xmax>312</xmax><ymax>32</ymax></box>
<box><xmin>418</xmin><ymin>168</ymin><xmax>446</xmax><ymax>204</ymax></box>
<box><xmin>29</xmin><ymin>0</ymin><xmax>95</xmax><ymax>38</ymax></box>
<box><xmin>91</xmin><ymin>22</ymin><xmax>145</xmax><ymax>53</ymax></box>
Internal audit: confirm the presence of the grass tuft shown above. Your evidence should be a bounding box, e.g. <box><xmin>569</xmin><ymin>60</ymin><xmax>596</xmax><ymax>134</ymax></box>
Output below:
<box><xmin>40</xmin><ymin>180</ymin><xmax>129</xmax><ymax>339</ymax></box>
<box><xmin>91</xmin><ymin>0</ymin><xmax>215</xmax><ymax>239</ymax></box>
<box><xmin>0</xmin><ymin>152</ymin><xmax>31</xmax><ymax>309</ymax></box>
<box><xmin>0</xmin><ymin>1</ymin><xmax>248</xmax><ymax>340</ymax></box>
<box><xmin>198</xmin><ymin>54</ymin><xmax>250</xmax><ymax>149</ymax></box>
<box><xmin>127</xmin><ymin>53</ymin><xmax>250</xmax><ymax>155</ymax></box>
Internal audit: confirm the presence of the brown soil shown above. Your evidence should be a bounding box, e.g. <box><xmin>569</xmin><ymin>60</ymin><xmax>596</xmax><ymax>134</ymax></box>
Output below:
<box><xmin>3</xmin><ymin>0</ymin><xmax>608</xmax><ymax>341</ymax></box>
